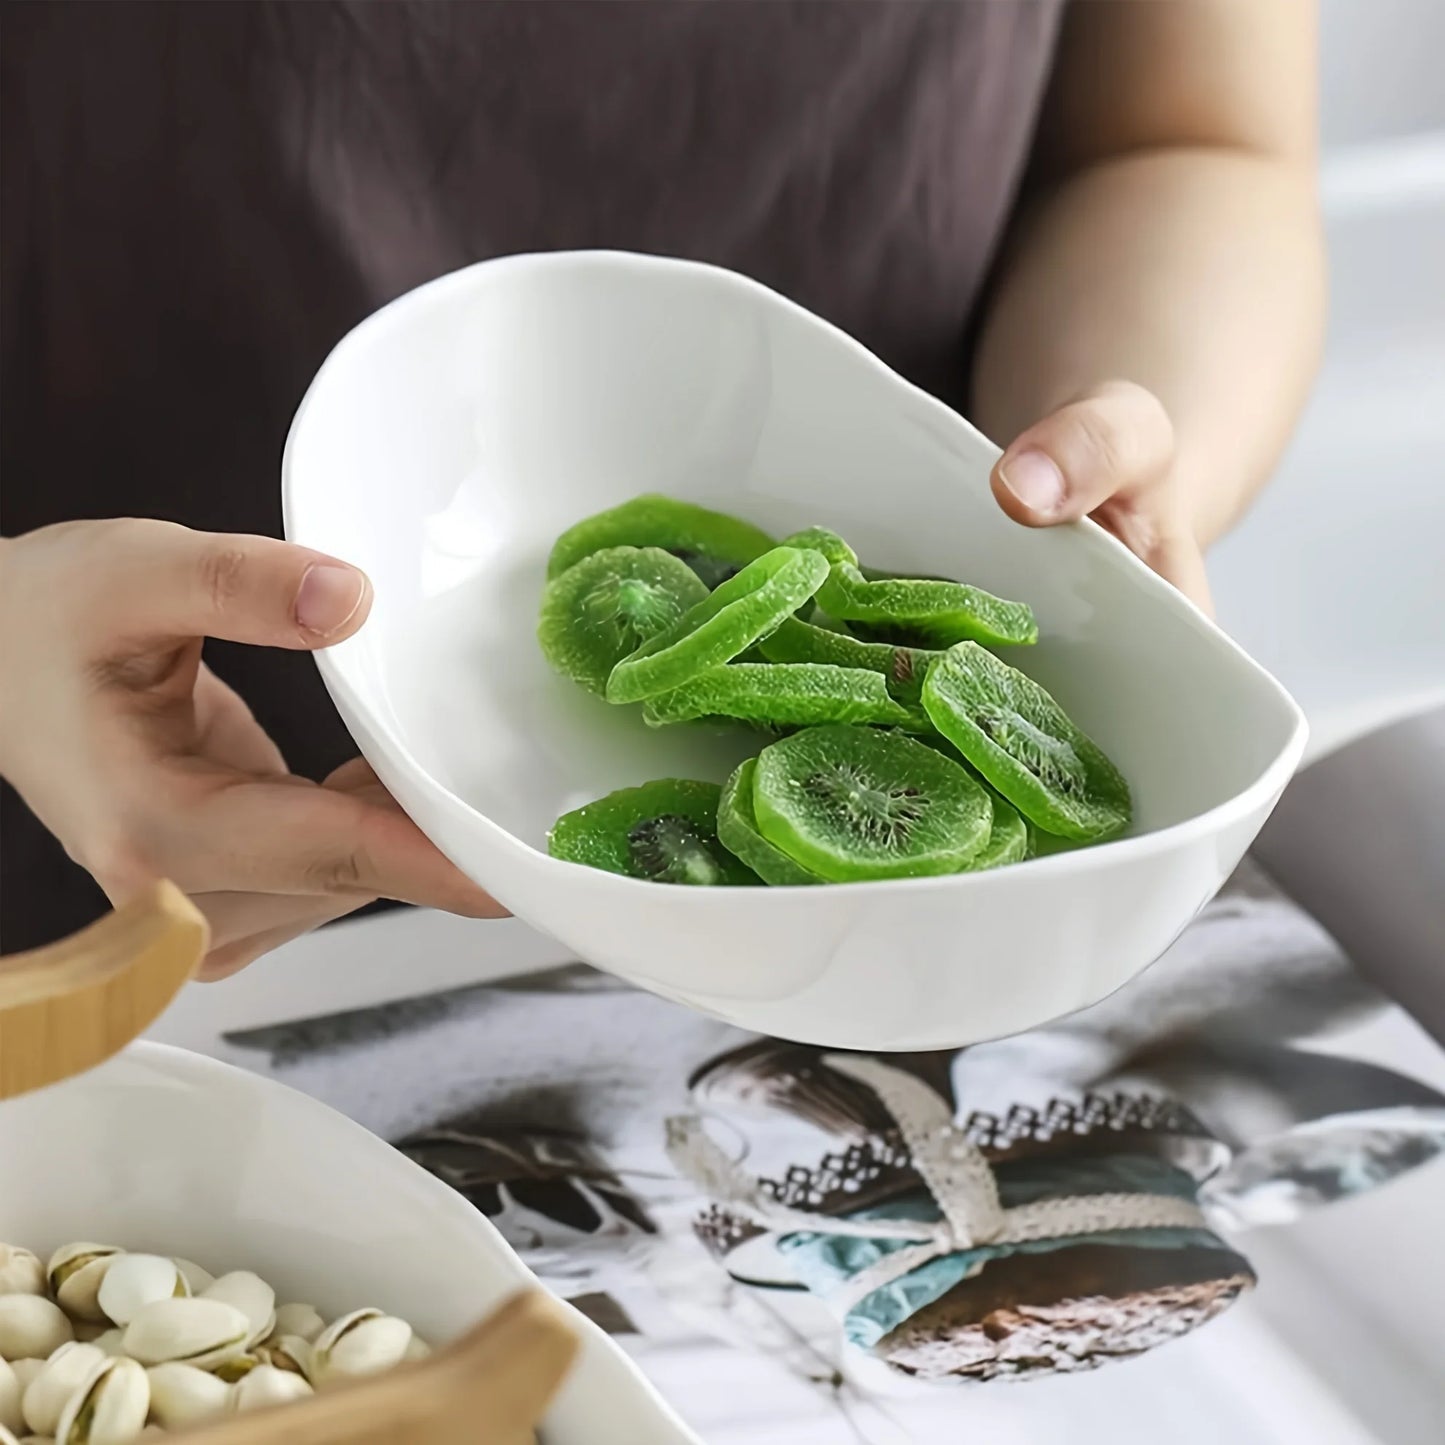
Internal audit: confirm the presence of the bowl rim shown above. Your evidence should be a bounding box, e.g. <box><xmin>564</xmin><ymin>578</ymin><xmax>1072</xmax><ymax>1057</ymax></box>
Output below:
<box><xmin>13</xmin><ymin>1040</ymin><xmax>699</xmax><ymax>1437</ymax></box>
<box><xmin>282</xmin><ymin>248</ymin><xmax>1309</xmax><ymax>901</ymax></box>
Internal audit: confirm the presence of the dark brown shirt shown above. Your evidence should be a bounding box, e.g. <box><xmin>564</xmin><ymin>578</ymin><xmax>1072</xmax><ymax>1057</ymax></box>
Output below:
<box><xmin>1</xmin><ymin>0</ymin><xmax>1062</xmax><ymax>945</ymax></box>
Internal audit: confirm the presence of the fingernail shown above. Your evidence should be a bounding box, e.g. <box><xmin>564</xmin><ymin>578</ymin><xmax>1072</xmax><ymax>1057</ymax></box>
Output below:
<box><xmin>999</xmin><ymin>450</ymin><xmax>1066</xmax><ymax>517</ymax></box>
<box><xmin>295</xmin><ymin>563</ymin><xmax>366</xmax><ymax>636</ymax></box>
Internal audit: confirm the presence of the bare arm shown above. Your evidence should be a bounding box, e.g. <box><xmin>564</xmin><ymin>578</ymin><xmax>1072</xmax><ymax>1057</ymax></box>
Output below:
<box><xmin>974</xmin><ymin>0</ymin><xmax>1326</xmax><ymax>605</ymax></box>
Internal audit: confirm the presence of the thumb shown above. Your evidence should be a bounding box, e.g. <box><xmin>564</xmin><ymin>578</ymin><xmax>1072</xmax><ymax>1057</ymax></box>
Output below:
<box><xmin>991</xmin><ymin>382</ymin><xmax>1174</xmax><ymax>528</ymax></box>
<box><xmin>79</xmin><ymin>519</ymin><xmax>372</xmax><ymax>649</ymax></box>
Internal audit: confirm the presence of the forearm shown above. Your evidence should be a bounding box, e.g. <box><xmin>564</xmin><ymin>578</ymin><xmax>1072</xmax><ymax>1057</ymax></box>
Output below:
<box><xmin>972</xmin><ymin>147</ymin><xmax>1325</xmax><ymax>547</ymax></box>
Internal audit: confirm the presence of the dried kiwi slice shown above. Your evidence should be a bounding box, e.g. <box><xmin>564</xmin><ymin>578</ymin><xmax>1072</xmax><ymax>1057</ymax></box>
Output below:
<box><xmin>717</xmin><ymin>758</ymin><xmax>823</xmax><ymax>886</ymax></box>
<box><xmin>778</xmin><ymin>526</ymin><xmax>858</xmax><ymax>568</ymax></box>
<box><xmin>606</xmin><ymin>546</ymin><xmax>829</xmax><ymax>704</ymax></box>
<box><xmin>921</xmin><ymin>642</ymin><xmax>1131</xmax><ymax>841</ymax></box>
<box><xmin>641</xmin><ymin>663</ymin><xmax>918</xmax><ymax>730</ymax></box>
<box><xmin>752</xmin><ymin>724</ymin><xmax>992</xmax><ymax>881</ymax></box>
<box><xmin>757</xmin><ymin>616</ymin><xmax>940</xmax><ymax>703</ymax></box>
<box><xmin>538</xmin><ymin>546</ymin><xmax>709</xmax><ymax>695</ymax></box>
<box><xmin>547</xmin><ymin>779</ymin><xmax>758</xmax><ymax>885</ymax></box>
<box><xmin>816</xmin><ymin>563</ymin><xmax>1038</xmax><ymax>648</ymax></box>
<box><xmin>547</xmin><ymin>494</ymin><xmax>776</xmax><ymax>587</ymax></box>
<box><xmin>965</xmin><ymin>790</ymin><xmax>1029</xmax><ymax>871</ymax></box>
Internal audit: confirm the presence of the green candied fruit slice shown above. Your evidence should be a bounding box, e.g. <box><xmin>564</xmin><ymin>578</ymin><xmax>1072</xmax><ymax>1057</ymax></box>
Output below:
<box><xmin>546</xmin><ymin>494</ymin><xmax>777</xmax><ymax>587</ymax></box>
<box><xmin>751</xmin><ymin>724</ymin><xmax>992</xmax><ymax>882</ymax></box>
<box><xmin>538</xmin><ymin>546</ymin><xmax>710</xmax><ymax>695</ymax></box>
<box><xmin>921</xmin><ymin>642</ymin><xmax>1131</xmax><ymax>841</ymax></box>
<box><xmin>606</xmin><ymin>546</ymin><xmax>829</xmax><ymax>704</ymax></box>
<box><xmin>815</xmin><ymin>562</ymin><xmax>1038</xmax><ymax>648</ymax></box>
<box><xmin>717</xmin><ymin>758</ymin><xmax>823</xmax><ymax>886</ymax></box>
<box><xmin>757</xmin><ymin>616</ymin><xmax>941</xmax><ymax>703</ymax></box>
<box><xmin>641</xmin><ymin>663</ymin><xmax>919</xmax><ymax>730</ymax></box>
<box><xmin>547</xmin><ymin>778</ymin><xmax>759</xmax><ymax>885</ymax></box>
<box><xmin>778</xmin><ymin>526</ymin><xmax>859</xmax><ymax>568</ymax></box>
<box><xmin>964</xmin><ymin>790</ymin><xmax>1030</xmax><ymax>871</ymax></box>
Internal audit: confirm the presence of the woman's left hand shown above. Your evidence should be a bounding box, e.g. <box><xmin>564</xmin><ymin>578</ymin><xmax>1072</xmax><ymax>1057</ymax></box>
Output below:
<box><xmin>989</xmin><ymin>380</ymin><xmax>1213</xmax><ymax>615</ymax></box>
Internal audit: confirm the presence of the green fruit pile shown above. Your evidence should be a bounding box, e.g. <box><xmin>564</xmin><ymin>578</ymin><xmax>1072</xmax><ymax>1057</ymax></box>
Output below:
<box><xmin>538</xmin><ymin>495</ymin><xmax>1131</xmax><ymax>886</ymax></box>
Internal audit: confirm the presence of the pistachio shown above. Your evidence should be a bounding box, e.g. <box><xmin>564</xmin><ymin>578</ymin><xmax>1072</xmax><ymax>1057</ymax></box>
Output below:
<box><xmin>266</xmin><ymin>1302</ymin><xmax>325</xmax><ymax>1345</ymax></box>
<box><xmin>261</xmin><ymin>1335</ymin><xmax>312</xmax><ymax>1379</ymax></box>
<box><xmin>0</xmin><ymin>1248</ymin><xmax>45</xmax><ymax>1298</ymax></box>
<box><xmin>84</xmin><ymin>1336</ymin><xmax>122</xmax><ymax>1362</ymax></box>
<box><xmin>143</xmin><ymin>1364</ymin><xmax>230</xmax><ymax>1430</ymax></box>
<box><xmin>0</xmin><ymin>1359</ymin><xmax>21</xmax><ymax>1435</ymax></box>
<box><xmin>7</xmin><ymin>1364</ymin><xmax>43</xmax><ymax>1397</ymax></box>
<box><xmin>210</xmin><ymin>1353</ymin><xmax>263</xmax><ymax>1384</ymax></box>
<box><xmin>200</xmin><ymin>1273</ymin><xmax>275</xmax><ymax>1349</ymax></box>
<box><xmin>169</xmin><ymin>1260</ymin><xmax>214</xmax><ymax>1297</ymax></box>
<box><xmin>95</xmin><ymin>1258</ymin><xmax>184</xmax><ymax>1330</ymax></box>
<box><xmin>0</xmin><ymin>1429</ymin><xmax>18</xmax><ymax>1445</ymax></box>
<box><xmin>21</xmin><ymin>1345</ymin><xmax>105</xmax><ymax>1436</ymax></box>
<box><xmin>230</xmin><ymin>1364</ymin><xmax>313</xmax><ymax>1413</ymax></box>
<box><xmin>121</xmin><ymin>1298</ymin><xmax>248</xmax><ymax>1370</ymax></box>
<box><xmin>310</xmin><ymin>1309</ymin><xmax>412</xmax><ymax>1384</ymax></box>
<box><xmin>403</xmin><ymin>1335</ymin><xmax>432</xmax><ymax>1363</ymax></box>
<box><xmin>55</xmin><ymin>1357</ymin><xmax>148</xmax><ymax>1445</ymax></box>
<box><xmin>0</xmin><ymin>1297</ymin><xmax>74</xmax><ymax>1361</ymax></box>
<box><xmin>45</xmin><ymin>1249</ymin><xmax>123</xmax><ymax>1327</ymax></box>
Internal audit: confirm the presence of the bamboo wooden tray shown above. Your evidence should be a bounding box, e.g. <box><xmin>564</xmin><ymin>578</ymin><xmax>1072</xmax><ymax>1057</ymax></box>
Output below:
<box><xmin>0</xmin><ymin>883</ymin><xmax>578</xmax><ymax>1442</ymax></box>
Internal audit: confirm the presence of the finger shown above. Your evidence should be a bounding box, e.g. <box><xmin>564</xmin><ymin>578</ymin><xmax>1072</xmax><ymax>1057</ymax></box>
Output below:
<box><xmin>73</xmin><ymin>519</ymin><xmax>372</xmax><ymax>649</ymax></box>
<box><xmin>193</xmin><ymin>886</ymin><xmax>375</xmax><ymax>951</ymax></box>
<box><xmin>197</xmin><ymin>894</ymin><xmax>367</xmax><ymax>981</ymax></box>
<box><xmin>991</xmin><ymin>382</ymin><xmax>1174</xmax><ymax>527</ymax></box>
<box><xmin>1093</xmin><ymin>496</ymin><xmax>1215</xmax><ymax>616</ymax></box>
<box><xmin>192</xmin><ymin>665</ymin><xmax>290</xmax><ymax>777</ymax></box>
<box><xmin>190</xmin><ymin>777</ymin><xmax>507</xmax><ymax>917</ymax></box>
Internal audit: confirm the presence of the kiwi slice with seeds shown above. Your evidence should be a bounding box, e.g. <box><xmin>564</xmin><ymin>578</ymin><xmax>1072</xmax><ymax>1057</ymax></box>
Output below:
<box><xmin>757</xmin><ymin>616</ymin><xmax>941</xmax><ymax>703</ymax></box>
<box><xmin>816</xmin><ymin>563</ymin><xmax>1038</xmax><ymax>648</ymax></box>
<box><xmin>752</xmin><ymin>725</ymin><xmax>992</xmax><ymax>882</ymax></box>
<box><xmin>717</xmin><ymin>758</ymin><xmax>823</xmax><ymax>886</ymax></box>
<box><xmin>921</xmin><ymin>643</ymin><xmax>1131</xmax><ymax>841</ymax></box>
<box><xmin>538</xmin><ymin>546</ymin><xmax>710</xmax><ymax>695</ymax></box>
<box><xmin>547</xmin><ymin>494</ymin><xmax>776</xmax><ymax>587</ymax></box>
<box><xmin>606</xmin><ymin>546</ymin><xmax>829</xmax><ymax>704</ymax></box>
<box><xmin>547</xmin><ymin>779</ymin><xmax>759</xmax><ymax>885</ymax></box>
<box><xmin>641</xmin><ymin>663</ymin><xmax>919</xmax><ymax>731</ymax></box>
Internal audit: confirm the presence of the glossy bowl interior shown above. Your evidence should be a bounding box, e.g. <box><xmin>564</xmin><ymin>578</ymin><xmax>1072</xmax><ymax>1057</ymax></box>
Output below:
<box><xmin>283</xmin><ymin>250</ymin><xmax>1306</xmax><ymax>1048</ymax></box>
<box><xmin>0</xmin><ymin>1043</ymin><xmax>700</xmax><ymax>1445</ymax></box>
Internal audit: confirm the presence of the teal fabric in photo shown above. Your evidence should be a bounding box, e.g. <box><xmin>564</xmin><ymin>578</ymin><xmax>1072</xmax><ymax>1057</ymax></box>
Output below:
<box><xmin>777</xmin><ymin>1153</ymin><xmax>1227</xmax><ymax>1349</ymax></box>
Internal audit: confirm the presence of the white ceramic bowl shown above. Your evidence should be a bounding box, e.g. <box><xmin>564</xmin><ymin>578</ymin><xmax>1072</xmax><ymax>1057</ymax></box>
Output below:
<box><xmin>283</xmin><ymin>250</ymin><xmax>1307</xmax><ymax>1049</ymax></box>
<box><xmin>0</xmin><ymin>1043</ymin><xmax>699</xmax><ymax>1445</ymax></box>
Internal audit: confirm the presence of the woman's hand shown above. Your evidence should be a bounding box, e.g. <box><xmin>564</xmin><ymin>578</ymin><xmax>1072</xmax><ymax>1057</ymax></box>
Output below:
<box><xmin>990</xmin><ymin>380</ymin><xmax>1213</xmax><ymax>614</ymax></box>
<box><xmin>0</xmin><ymin>519</ymin><xmax>503</xmax><ymax>978</ymax></box>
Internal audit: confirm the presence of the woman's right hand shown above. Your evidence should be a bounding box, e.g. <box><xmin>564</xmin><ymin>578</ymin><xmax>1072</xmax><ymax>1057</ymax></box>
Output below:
<box><xmin>0</xmin><ymin>519</ymin><xmax>502</xmax><ymax>977</ymax></box>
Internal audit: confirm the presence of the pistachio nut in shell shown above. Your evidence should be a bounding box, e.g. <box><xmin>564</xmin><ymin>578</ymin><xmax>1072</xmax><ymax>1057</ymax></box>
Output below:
<box><xmin>55</xmin><ymin>1356</ymin><xmax>148</xmax><ymax>1445</ymax></box>
<box><xmin>121</xmin><ymin>1298</ymin><xmax>248</xmax><ymax>1369</ymax></box>
<box><xmin>86</xmin><ymin>1335</ymin><xmax>123</xmax><ymax>1361</ymax></box>
<box><xmin>7</xmin><ymin>1364</ymin><xmax>43</xmax><ymax>1397</ymax></box>
<box><xmin>169</xmin><ymin>1260</ymin><xmax>214</xmax><ymax>1297</ymax></box>
<box><xmin>231</xmin><ymin>1365</ymin><xmax>313</xmax><ymax>1413</ymax></box>
<box><xmin>200</xmin><ymin>1273</ymin><xmax>275</xmax><ymax>1348</ymax></box>
<box><xmin>0</xmin><ymin>1427</ymin><xmax>17</xmax><ymax>1445</ymax></box>
<box><xmin>261</xmin><ymin>1336</ymin><xmax>312</xmax><ymax>1378</ymax></box>
<box><xmin>21</xmin><ymin>1345</ymin><xmax>105</xmax><ymax>1436</ymax></box>
<box><xmin>0</xmin><ymin>1248</ymin><xmax>45</xmax><ymax>1298</ymax></box>
<box><xmin>210</xmin><ymin>1354</ymin><xmax>262</xmax><ymax>1384</ymax></box>
<box><xmin>403</xmin><ymin>1335</ymin><xmax>432</xmax><ymax>1363</ymax></box>
<box><xmin>143</xmin><ymin>1364</ymin><xmax>230</xmax><ymax>1430</ymax></box>
<box><xmin>45</xmin><ymin>1249</ymin><xmax>122</xmax><ymax>1327</ymax></box>
<box><xmin>0</xmin><ymin>1297</ymin><xmax>74</xmax><ymax>1360</ymax></box>
<box><xmin>95</xmin><ymin>1257</ymin><xmax>184</xmax><ymax>1330</ymax></box>
<box><xmin>311</xmin><ymin>1309</ymin><xmax>412</xmax><ymax>1383</ymax></box>
<box><xmin>266</xmin><ymin>1302</ymin><xmax>324</xmax><ymax>1345</ymax></box>
<box><xmin>0</xmin><ymin>1359</ymin><xmax>21</xmax><ymax>1435</ymax></box>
